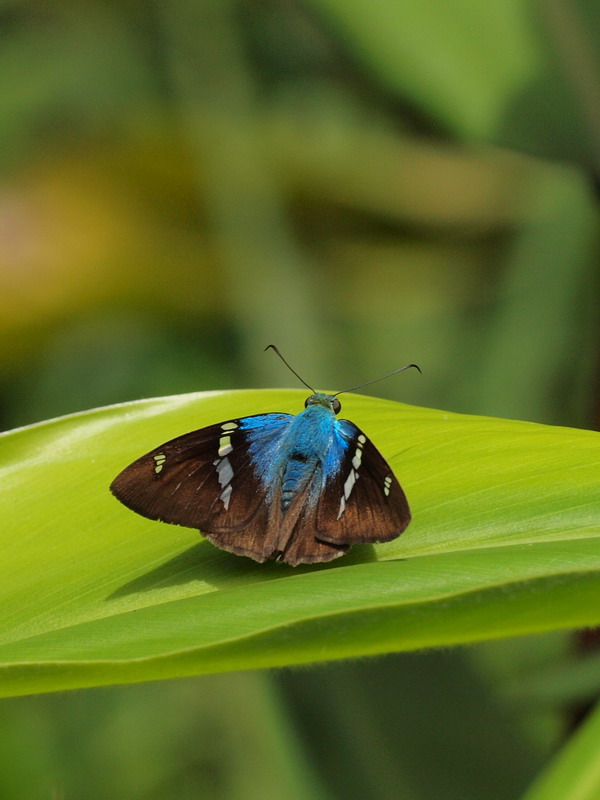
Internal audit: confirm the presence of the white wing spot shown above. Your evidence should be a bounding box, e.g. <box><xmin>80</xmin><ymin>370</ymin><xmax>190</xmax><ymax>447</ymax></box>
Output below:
<box><xmin>220</xmin><ymin>484</ymin><xmax>233</xmax><ymax>509</ymax></box>
<box><xmin>337</xmin><ymin>496</ymin><xmax>346</xmax><ymax>519</ymax></box>
<box><xmin>352</xmin><ymin>436</ymin><xmax>365</xmax><ymax>469</ymax></box>
<box><xmin>218</xmin><ymin>435</ymin><xmax>233</xmax><ymax>457</ymax></box>
<box><xmin>343</xmin><ymin>469</ymin><xmax>358</xmax><ymax>500</ymax></box>
<box><xmin>215</xmin><ymin>457</ymin><xmax>234</xmax><ymax>487</ymax></box>
<box><xmin>153</xmin><ymin>453</ymin><xmax>166</xmax><ymax>474</ymax></box>
<box><xmin>383</xmin><ymin>475</ymin><xmax>392</xmax><ymax>496</ymax></box>
<box><xmin>221</xmin><ymin>422</ymin><xmax>238</xmax><ymax>431</ymax></box>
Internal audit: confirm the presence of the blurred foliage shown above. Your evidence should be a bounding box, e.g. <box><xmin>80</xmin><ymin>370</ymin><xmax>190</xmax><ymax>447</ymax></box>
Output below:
<box><xmin>1</xmin><ymin>0</ymin><xmax>599</xmax><ymax>798</ymax></box>
<box><xmin>0</xmin><ymin>674</ymin><xmax>329</xmax><ymax>800</ymax></box>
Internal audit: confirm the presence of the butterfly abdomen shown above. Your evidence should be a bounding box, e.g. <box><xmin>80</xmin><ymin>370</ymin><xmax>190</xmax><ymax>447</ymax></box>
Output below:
<box><xmin>281</xmin><ymin>455</ymin><xmax>316</xmax><ymax>510</ymax></box>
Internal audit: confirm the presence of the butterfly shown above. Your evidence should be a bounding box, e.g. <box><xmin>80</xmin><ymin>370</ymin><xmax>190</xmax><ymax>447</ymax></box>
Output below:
<box><xmin>110</xmin><ymin>346</ymin><xmax>419</xmax><ymax>566</ymax></box>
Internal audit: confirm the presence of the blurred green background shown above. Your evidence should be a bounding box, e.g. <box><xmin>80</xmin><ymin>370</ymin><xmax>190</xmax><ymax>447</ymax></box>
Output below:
<box><xmin>1</xmin><ymin>0</ymin><xmax>599</xmax><ymax>798</ymax></box>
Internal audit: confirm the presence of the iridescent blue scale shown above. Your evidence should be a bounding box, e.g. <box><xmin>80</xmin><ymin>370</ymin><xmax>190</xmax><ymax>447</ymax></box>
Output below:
<box><xmin>242</xmin><ymin>396</ymin><xmax>350</xmax><ymax>514</ymax></box>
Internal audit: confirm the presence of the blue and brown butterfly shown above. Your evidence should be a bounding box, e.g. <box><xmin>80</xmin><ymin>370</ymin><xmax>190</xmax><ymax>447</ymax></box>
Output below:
<box><xmin>110</xmin><ymin>346</ymin><xmax>419</xmax><ymax>565</ymax></box>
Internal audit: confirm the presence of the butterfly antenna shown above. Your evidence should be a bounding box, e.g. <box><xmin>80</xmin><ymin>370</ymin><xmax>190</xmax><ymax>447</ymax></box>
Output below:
<box><xmin>265</xmin><ymin>345</ymin><xmax>316</xmax><ymax>392</ymax></box>
<box><xmin>334</xmin><ymin>363</ymin><xmax>421</xmax><ymax>397</ymax></box>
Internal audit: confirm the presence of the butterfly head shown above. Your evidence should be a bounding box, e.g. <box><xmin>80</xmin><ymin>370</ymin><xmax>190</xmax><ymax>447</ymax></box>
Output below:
<box><xmin>304</xmin><ymin>392</ymin><xmax>341</xmax><ymax>415</ymax></box>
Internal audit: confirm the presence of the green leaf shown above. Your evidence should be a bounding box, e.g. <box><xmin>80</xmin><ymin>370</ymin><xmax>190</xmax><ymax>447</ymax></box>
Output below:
<box><xmin>1</xmin><ymin>390</ymin><xmax>600</xmax><ymax>698</ymax></box>
<box><xmin>520</xmin><ymin>699</ymin><xmax>600</xmax><ymax>800</ymax></box>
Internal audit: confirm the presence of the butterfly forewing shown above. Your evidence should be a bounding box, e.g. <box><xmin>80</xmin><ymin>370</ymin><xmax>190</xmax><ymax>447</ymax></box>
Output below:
<box><xmin>315</xmin><ymin>420</ymin><xmax>411</xmax><ymax>545</ymax></box>
<box><xmin>110</xmin><ymin>413</ymin><xmax>293</xmax><ymax>532</ymax></box>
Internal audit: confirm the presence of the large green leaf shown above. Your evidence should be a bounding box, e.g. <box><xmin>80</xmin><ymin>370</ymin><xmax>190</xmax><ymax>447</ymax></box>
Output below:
<box><xmin>1</xmin><ymin>390</ymin><xmax>599</xmax><ymax>698</ymax></box>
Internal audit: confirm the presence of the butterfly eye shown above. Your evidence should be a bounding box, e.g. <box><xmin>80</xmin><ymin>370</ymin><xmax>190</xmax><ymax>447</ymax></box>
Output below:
<box><xmin>332</xmin><ymin>398</ymin><xmax>342</xmax><ymax>414</ymax></box>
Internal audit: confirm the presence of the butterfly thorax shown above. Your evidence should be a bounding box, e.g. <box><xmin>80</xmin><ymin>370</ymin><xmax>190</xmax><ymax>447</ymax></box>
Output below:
<box><xmin>272</xmin><ymin>402</ymin><xmax>337</xmax><ymax>512</ymax></box>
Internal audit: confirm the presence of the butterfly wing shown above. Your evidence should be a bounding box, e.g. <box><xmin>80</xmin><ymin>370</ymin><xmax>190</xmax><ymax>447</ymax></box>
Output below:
<box><xmin>111</xmin><ymin>410</ymin><xmax>411</xmax><ymax>565</ymax></box>
<box><xmin>314</xmin><ymin>419</ymin><xmax>411</xmax><ymax>545</ymax></box>
<box><xmin>110</xmin><ymin>413</ymin><xmax>294</xmax><ymax>561</ymax></box>
<box><xmin>276</xmin><ymin>503</ymin><xmax>350</xmax><ymax>565</ymax></box>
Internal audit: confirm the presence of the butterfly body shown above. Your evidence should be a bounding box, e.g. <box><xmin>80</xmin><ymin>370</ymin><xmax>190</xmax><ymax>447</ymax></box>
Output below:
<box><xmin>111</xmin><ymin>392</ymin><xmax>412</xmax><ymax>566</ymax></box>
<box><xmin>248</xmin><ymin>395</ymin><xmax>338</xmax><ymax>509</ymax></box>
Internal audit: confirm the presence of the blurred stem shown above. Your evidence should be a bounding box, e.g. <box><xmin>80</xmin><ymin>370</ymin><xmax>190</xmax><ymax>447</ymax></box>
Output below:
<box><xmin>520</xmin><ymin>699</ymin><xmax>600</xmax><ymax>800</ymax></box>
<box><xmin>218</xmin><ymin>672</ymin><xmax>334</xmax><ymax>800</ymax></box>
<box><xmin>539</xmin><ymin>0</ymin><xmax>600</xmax><ymax>175</ymax></box>
<box><xmin>154</xmin><ymin>0</ymin><xmax>327</xmax><ymax>384</ymax></box>
<box><xmin>463</xmin><ymin>168</ymin><xmax>598</xmax><ymax>426</ymax></box>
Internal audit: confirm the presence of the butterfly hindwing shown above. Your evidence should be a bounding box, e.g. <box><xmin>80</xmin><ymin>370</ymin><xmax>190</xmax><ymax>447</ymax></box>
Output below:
<box><xmin>110</xmin><ymin>413</ymin><xmax>293</xmax><ymax>537</ymax></box>
<box><xmin>314</xmin><ymin>419</ymin><xmax>411</xmax><ymax>545</ymax></box>
<box><xmin>275</xmin><ymin>502</ymin><xmax>350</xmax><ymax>565</ymax></box>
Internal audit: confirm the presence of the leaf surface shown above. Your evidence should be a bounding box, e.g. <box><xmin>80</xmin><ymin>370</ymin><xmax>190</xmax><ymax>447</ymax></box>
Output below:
<box><xmin>2</xmin><ymin>390</ymin><xmax>599</xmax><ymax>697</ymax></box>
